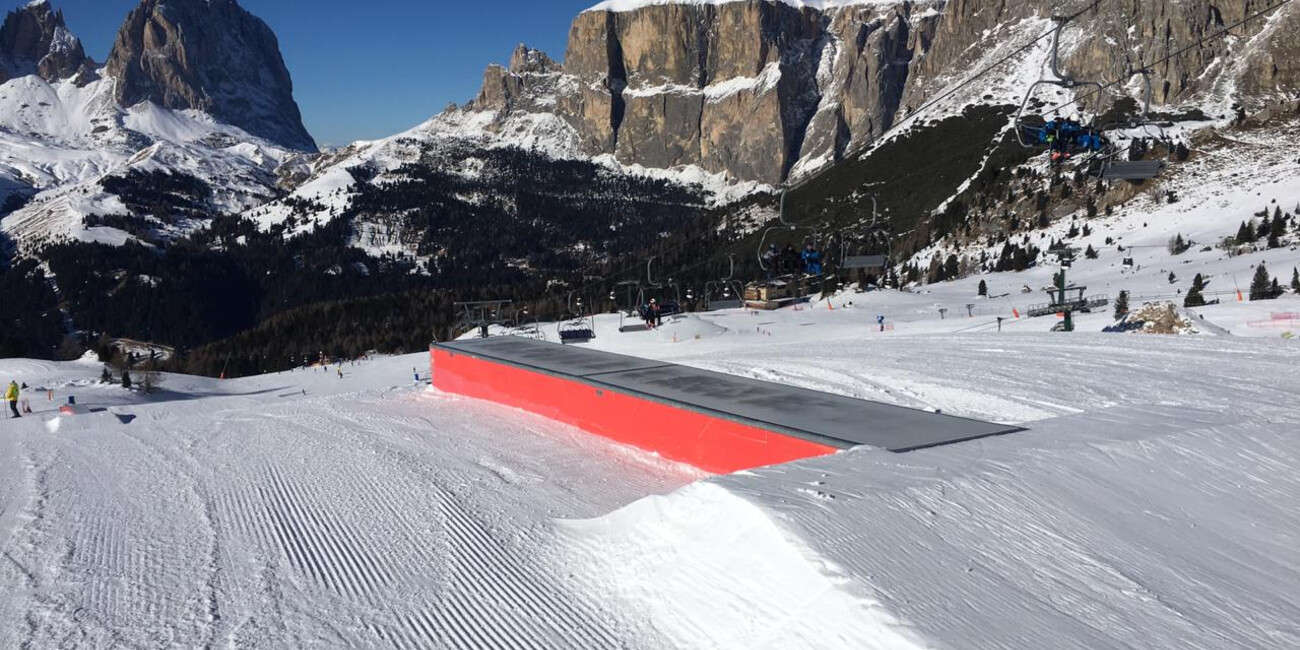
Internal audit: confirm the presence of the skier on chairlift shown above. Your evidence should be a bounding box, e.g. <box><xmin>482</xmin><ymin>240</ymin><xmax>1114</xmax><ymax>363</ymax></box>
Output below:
<box><xmin>801</xmin><ymin>243</ymin><xmax>822</xmax><ymax>276</ymax></box>
<box><xmin>644</xmin><ymin>298</ymin><xmax>662</xmax><ymax>329</ymax></box>
<box><xmin>762</xmin><ymin>244</ymin><xmax>778</xmax><ymax>278</ymax></box>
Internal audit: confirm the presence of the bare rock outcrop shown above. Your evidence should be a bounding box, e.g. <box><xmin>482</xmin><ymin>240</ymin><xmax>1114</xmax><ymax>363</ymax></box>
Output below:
<box><xmin>452</xmin><ymin>0</ymin><xmax>1298</xmax><ymax>185</ymax></box>
<box><xmin>104</xmin><ymin>0</ymin><xmax>316</xmax><ymax>151</ymax></box>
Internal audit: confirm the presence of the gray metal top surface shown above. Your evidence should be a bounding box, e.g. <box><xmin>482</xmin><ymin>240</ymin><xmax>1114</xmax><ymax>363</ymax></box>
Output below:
<box><xmin>439</xmin><ymin>336</ymin><xmax>672</xmax><ymax>377</ymax></box>
<box><xmin>437</xmin><ymin>337</ymin><xmax>1022</xmax><ymax>452</ymax></box>
<box><xmin>1100</xmin><ymin>160</ymin><xmax>1163</xmax><ymax>180</ymax></box>
<box><xmin>842</xmin><ymin>255</ymin><xmax>888</xmax><ymax>270</ymax></box>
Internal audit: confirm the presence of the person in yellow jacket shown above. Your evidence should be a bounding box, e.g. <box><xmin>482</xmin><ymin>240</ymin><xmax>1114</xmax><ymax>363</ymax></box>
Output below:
<box><xmin>5</xmin><ymin>381</ymin><xmax>19</xmax><ymax>419</ymax></box>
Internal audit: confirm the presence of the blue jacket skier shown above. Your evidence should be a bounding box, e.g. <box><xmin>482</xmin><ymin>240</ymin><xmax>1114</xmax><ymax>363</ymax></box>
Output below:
<box><xmin>801</xmin><ymin>244</ymin><xmax>822</xmax><ymax>275</ymax></box>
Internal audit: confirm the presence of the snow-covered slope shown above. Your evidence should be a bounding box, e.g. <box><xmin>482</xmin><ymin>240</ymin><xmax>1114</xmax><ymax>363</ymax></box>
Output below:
<box><xmin>244</xmin><ymin>108</ymin><xmax>767</xmax><ymax>243</ymax></box>
<box><xmin>566</xmin><ymin>307</ymin><xmax>1300</xmax><ymax>649</ymax></box>
<box><xmin>0</xmin><ymin>70</ymin><xmax>301</xmax><ymax>252</ymax></box>
<box><xmin>906</xmin><ymin>113</ymin><xmax>1300</xmax><ymax>316</ymax></box>
<box><xmin>2</xmin><ymin>286</ymin><xmax>1297</xmax><ymax>647</ymax></box>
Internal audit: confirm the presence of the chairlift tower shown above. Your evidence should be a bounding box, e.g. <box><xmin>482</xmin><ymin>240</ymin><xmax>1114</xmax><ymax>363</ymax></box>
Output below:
<box><xmin>454</xmin><ymin>300</ymin><xmax>512</xmax><ymax>339</ymax></box>
<box><xmin>1045</xmin><ymin>247</ymin><xmax>1082</xmax><ymax>332</ymax></box>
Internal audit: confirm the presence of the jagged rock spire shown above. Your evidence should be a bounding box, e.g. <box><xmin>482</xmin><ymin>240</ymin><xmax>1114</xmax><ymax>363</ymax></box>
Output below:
<box><xmin>105</xmin><ymin>0</ymin><xmax>317</xmax><ymax>151</ymax></box>
<box><xmin>0</xmin><ymin>0</ymin><xmax>94</xmax><ymax>84</ymax></box>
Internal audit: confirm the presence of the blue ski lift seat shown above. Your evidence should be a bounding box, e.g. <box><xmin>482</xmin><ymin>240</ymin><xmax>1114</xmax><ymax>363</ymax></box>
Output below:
<box><xmin>1097</xmin><ymin>160</ymin><xmax>1164</xmax><ymax>181</ymax></box>
<box><xmin>558</xmin><ymin>317</ymin><xmax>596</xmax><ymax>344</ymax></box>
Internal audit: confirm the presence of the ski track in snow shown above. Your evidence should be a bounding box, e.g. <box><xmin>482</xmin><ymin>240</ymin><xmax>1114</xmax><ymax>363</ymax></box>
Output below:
<box><xmin>3</xmin><ymin>282</ymin><xmax>1300</xmax><ymax>648</ymax></box>
<box><xmin>0</xmin><ymin>361</ymin><xmax>693</xmax><ymax>648</ymax></box>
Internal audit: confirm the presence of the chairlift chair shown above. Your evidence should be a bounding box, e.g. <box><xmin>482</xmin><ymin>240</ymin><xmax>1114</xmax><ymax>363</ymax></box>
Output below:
<box><xmin>558</xmin><ymin>291</ymin><xmax>596</xmax><ymax>344</ymax></box>
<box><xmin>758</xmin><ymin>190</ymin><xmax>818</xmax><ymax>275</ymax></box>
<box><xmin>704</xmin><ymin>254</ymin><xmax>745</xmax><ymax>311</ymax></box>
<box><xmin>1015</xmin><ymin>18</ymin><xmax>1164</xmax><ymax>182</ymax></box>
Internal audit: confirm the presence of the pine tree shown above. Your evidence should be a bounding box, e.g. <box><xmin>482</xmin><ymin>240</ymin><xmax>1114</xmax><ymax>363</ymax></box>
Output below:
<box><xmin>944</xmin><ymin>254</ymin><xmax>959</xmax><ymax>281</ymax></box>
<box><xmin>1168</xmin><ymin>271</ymin><xmax>1177</xmax><ymax>284</ymax></box>
<box><xmin>122</xmin><ymin>369</ymin><xmax>133</xmax><ymax>390</ymax></box>
<box><xmin>1114</xmin><ymin>290</ymin><xmax>1129</xmax><ymax>319</ymax></box>
<box><xmin>100</xmin><ymin>366</ymin><xmax>112</xmax><ymax>384</ymax></box>
<box><xmin>1184</xmin><ymin>274</ymin><xmax>1207</xmax><ymax>307</ymax></box>
<box><xmin>1085</xmin><ymin>244</ymin><xmax>1098</xmax><ymax>259</ymax></box>
<box><xmin>978</xmin><ymin>279</ymin><xmax>988</xmax><ymax>296</ymax></box>
<box><xmin>1249</xmin><ymin>263</ymin><xmax>1275</xmax><ymax>300</ymax></box>
<box><xmin>1292</xmin><ymin>267</ymin><xmax>1300</xmax><ymax>294</ymax></box>
<box><xmin>1237</xmin><ymin>221</ymin><xmax>1256</xmax><ymax>244</ymax></box>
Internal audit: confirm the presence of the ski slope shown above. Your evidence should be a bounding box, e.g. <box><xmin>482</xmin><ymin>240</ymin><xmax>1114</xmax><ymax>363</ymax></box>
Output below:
<box><xmin>0</xmin><ymin>356</ymin><xmax>700</xmax><ymax>648</ymax></box>
<box><xmin>2</xmin><ymin>293</ymin><xmax>1299</xmax><ymax>648</ymax></box>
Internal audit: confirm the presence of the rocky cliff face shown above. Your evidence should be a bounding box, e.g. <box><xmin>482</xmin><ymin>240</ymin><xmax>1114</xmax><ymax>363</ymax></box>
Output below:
<box><xmin>455</xmin><ymin>0</ymin><xmax>1299</xmax><ymax>185</ymax></box>
<box><xmin>0</xmin><ymin>0</ymin><xmax>94</xmax><ymax>84</ymax></box>
<box><xmin>105</xmin><ymin>0</ymin><xmax>316</xmax><ymax>151</ymax></box>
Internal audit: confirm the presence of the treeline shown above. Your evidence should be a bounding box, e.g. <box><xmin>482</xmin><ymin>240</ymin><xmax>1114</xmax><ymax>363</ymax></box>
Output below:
<box><xmin>0</xmin><ymin>259</ymin><xmax>69</xmax><ymax>358</ymax></box>
<box><xmin>172</xmin><ymin>281</ymin><xmax>574</xmax><ymax>378</ymax></box>
<box><xmin>172</xmin><ymin>290</ymin><xmax>458</xmax><ymax>377</ymax></box>
<box><xmin>16</xmin><ymin>143</ymin><xmax>717</xmax><ymax>373</ymax></box>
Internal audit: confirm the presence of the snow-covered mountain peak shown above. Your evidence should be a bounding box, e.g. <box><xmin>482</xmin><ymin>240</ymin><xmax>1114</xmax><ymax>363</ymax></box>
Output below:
<box><xmin>104</xmin><ymin>0</ymin><xmax>316</xmax><ymax>152</ymax></box>
<box><xmin>0</xmin><ymin>0</ymin><xmax>94</xmax><ymax>84</ymax></box>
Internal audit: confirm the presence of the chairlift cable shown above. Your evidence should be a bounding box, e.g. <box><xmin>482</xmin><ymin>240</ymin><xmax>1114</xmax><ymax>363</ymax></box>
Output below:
<box><xmin>635</xmin><ymin>0</ymin><xmax>1284</xmax><ymax>296</ymax></box>
<box><xmin>556</xmin><ymin>0</ymin><xmax>1118</xmax><ymax>307</ymax></box>
<box><xmin>784</xmin><ymin>0</ymin><xmax>1110</xmax><ymax>194</ymax></box>
<box><xmin>1039</xmin><ymin>0</ymin><xmax>1294</xmax><ymax>118</ymax></box>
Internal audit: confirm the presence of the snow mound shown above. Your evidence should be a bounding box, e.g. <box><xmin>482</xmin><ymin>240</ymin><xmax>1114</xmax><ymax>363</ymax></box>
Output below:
<box><xmin>558</xmin><ymin>481</ymin><xmax>928</xmax><ymax>650</ymax></box>
<box><xmin>654</xmin><ymin>314</ymin><xmax>729</xmax><ymax>341</ymax></box>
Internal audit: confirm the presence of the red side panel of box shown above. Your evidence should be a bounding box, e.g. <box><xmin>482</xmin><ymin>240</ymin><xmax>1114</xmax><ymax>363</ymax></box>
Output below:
<box><xmin>430</xmin><ymin>347</ymin><xmax>836</xmax><ymax>474</ymax></box>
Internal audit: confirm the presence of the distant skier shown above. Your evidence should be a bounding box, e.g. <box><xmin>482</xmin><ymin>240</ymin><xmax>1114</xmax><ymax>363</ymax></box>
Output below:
<box><xmin>337</xmin><ymin>367</ymin><xmax>344</xmax><ymax>380</ymax></box>
<box><xmin>5</xmin><ymin>381</ymin><xmax>19</xmax><ymax>419</ymax></box>
<box><xmin>877</xmin><ymin>315</ymin><xmax>886</xmax><ymax>332</ymax></box>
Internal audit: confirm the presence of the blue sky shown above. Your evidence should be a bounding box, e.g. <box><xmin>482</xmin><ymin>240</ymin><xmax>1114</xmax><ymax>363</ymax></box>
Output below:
<box><xmin>45</xmin><ymin>0</ymin><xmax>599</xmax><ymax>146</ymax></box>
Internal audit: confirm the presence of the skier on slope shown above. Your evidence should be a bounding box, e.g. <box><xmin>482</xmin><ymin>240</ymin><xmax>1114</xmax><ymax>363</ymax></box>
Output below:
<box><xmin>5</xmin><ymin>381</ymin><xmax>19</xmax><ymax>419</ymax></box>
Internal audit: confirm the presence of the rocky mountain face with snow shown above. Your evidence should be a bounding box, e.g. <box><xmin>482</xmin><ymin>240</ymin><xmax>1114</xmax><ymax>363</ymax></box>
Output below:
<box><xmin>2</xmin><ymin>0</ymin><xmax>1298</xmax><ymax>364</ymax></box>
<box><xmin>105</xmin><ymin>0</ymin><xmax>315</xmax><ymax>152</ymax></box>
<box><xmin>0</xmin><ymin>0</ymin><xmax>318</xmax><ymax>254</ymax></box>
<box><xmin>0</xmin><ymin>0</ymin><xmax>92</xmax><ymax>84</ymax></box>
<box><xmin>443</xmin><ymin>0</ymin><xmax>1299</xmax><ymax>185</ymax></box>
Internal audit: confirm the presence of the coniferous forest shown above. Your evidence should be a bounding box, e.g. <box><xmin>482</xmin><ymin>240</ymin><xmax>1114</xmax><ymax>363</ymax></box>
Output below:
<box><xmin>2</xmin><ymin>144</ymin><xmax>717</xmax><ymax>375</ymax></box>
<box><xmin>3</xmin><ymin>105</ymin><xmax>1039</xmax><ymax>377</ymax></box>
